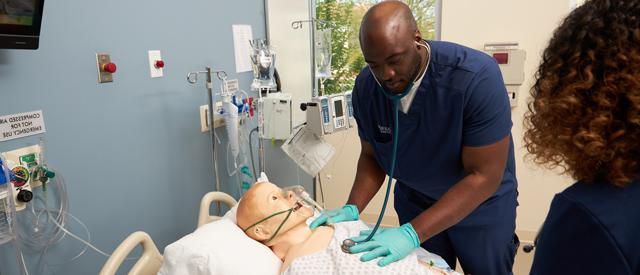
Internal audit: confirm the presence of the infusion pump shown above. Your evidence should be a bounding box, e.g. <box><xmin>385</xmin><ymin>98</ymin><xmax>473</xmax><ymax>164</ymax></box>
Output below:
<box><xmin>302</xmin><ymin>92</ymin><xmax>355</xmax><ymax>136</ymax></box>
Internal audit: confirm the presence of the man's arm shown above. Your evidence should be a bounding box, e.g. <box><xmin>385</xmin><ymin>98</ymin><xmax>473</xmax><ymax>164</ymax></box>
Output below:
<box><xmin>346</xmin><ymin>139</ymin><xmax>387</xmax><ymax>212</ymax></box>
<box><xmin>409</xmin><ymin>135</ymin><xmax>510</xmax><ymax>242</ymax></box>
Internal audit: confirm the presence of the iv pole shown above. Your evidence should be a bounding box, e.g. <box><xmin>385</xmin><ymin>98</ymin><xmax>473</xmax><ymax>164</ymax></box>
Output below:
<box><xmin>187</xmin><ymin>67</ymin><xmax>228</xmax><ymax>214</ymax></box>
<box><xmin>291</xmin><ymin>11</ymin><xmax>334</xmax><ymax>206</ymax></box>
<box><xmin>291</xmin><ymin>18</ymin><xmax>322</xmax><ymax>97</ymax></box>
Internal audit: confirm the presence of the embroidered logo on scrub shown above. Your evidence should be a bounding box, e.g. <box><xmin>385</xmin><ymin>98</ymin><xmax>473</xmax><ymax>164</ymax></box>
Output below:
<box><xmin>377</xmin><ymin>125</ymin><xmax>391</xmax><ymax>135</ymax></box>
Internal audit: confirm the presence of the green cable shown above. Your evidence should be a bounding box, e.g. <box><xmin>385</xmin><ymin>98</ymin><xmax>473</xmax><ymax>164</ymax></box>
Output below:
<box><xmin>243</xmin><ymin>207</ymin><xmax>294</xmax><ymax>243</ymax></box>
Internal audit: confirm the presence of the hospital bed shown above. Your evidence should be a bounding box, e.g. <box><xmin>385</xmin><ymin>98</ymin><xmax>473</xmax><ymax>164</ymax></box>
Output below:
<box><xmin>98</xmin><ymin>192</ymin><xmax>238</xmax><ymax>275</ymax></box>
<box><xmin>100</xmin><ymin>190</ymin><xmax>453</xmax><ymax>275</ymax></box>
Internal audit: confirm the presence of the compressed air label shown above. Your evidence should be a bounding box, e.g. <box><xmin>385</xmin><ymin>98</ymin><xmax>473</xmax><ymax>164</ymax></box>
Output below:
<box><xmin>0</xmin><ymin>110</ymin><xmax>46</xmax><ymax>142</ymax></box>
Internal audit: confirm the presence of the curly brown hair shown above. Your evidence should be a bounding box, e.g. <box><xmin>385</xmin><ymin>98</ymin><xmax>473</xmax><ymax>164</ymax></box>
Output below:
<box><xmin>524</xmin><ymin>0</ymin><xmax>640</xmax><ymax>187</ymax></box>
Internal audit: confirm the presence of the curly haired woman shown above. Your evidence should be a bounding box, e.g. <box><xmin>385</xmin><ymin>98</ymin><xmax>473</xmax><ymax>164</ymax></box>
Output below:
<box><xmin>524</xmin><ymin>0</ymin><xmax>640</xmax><ymax>274</ymax></box>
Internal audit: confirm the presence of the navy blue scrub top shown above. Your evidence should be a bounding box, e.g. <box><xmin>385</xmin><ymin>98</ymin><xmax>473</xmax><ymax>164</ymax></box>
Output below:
<box><xmin>530</xmin><ymin>179</ymin><xmax>640</xmax><ymax>275</ymax></box>
<box><xmin>352</xmin><ymin>40</ymin><xmax>516</xmax><ymax>206</ymax></box>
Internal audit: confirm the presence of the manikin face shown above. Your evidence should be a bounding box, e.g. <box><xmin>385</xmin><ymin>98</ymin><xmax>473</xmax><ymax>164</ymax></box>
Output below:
<box><xmin>237</xmin><ymin>182</ymin><xmax>314</xmax><ymax>243</ymax></box>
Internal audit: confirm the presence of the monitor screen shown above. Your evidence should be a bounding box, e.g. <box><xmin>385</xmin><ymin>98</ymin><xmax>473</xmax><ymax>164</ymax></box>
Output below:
<box><xmin>334</xmin><ymin>100</ymin><xmax>343</xmax><ymax>117</ymax></box>
<box><xmin>0</xmin><ymin>0</ymin><xmax>45</xmax><ymax>49</ymax></box>
<box><xmin>0</xmin><ymin>0</ymin><xmax>37</xmax><ymax>26</ymax></box>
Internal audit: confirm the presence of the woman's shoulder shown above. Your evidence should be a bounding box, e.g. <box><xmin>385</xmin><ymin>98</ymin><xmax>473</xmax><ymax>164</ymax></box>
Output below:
<box><xmin>559</xmin><ymin>178</ymin><xmax>640</xmax><ymax>208</ymax></box>
<box><xmin>550</xmin><ymin>179</ymin><xmax>640</xmax><ymax>271</ymax></box>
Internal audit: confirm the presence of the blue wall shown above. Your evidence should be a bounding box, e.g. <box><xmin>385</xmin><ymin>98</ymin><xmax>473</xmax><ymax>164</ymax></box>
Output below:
<box><xmin>0</xmin><ymin>0</ymin><xmax>312</xmax><ymax>273</ymax></box>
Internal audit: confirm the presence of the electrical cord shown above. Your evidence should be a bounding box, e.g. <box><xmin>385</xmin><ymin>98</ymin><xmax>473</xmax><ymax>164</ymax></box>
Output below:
<box><xmin>316</xmin><ymin>127</ymin><xmax>349</xmax><ymax>208</ymax></box>
<box><xmin>249</xmin><ymin>127</ymin><xmax>259</xmax><ymax>179</ymax></box>
<box><xmin>317</xmin><ymin>173</ymin><xmax>325</xmax><ymax>208</ymax></box>
<box><xmin>226</xmin><ymin>142</ymin><xmax>238</xmax><ymax>177</ymax></box>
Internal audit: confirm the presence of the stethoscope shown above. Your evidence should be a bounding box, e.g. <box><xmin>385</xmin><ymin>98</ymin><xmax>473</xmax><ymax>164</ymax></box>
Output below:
<box><xmin>341</xmin><ymin>41</ymin><xmax>431</xmax><ymax>253</ymax></box>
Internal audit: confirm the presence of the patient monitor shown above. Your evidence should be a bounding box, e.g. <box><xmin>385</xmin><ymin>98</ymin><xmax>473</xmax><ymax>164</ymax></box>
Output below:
<box><xmin>258</xmin><ymin>93</ymin><xmax>292</xmax><ymax>140</ymax></box>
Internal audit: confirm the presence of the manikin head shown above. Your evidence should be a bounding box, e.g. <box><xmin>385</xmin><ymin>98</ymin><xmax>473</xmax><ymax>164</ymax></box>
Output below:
<box><xmin>236</xmin><ymin>182</ymin><xmax>315</xmax><ymax>245</ymax></box>
<box><xmin>360</xmin><ymin>0</ymin><xmax>424</xmax><ymax>94</ymax></box>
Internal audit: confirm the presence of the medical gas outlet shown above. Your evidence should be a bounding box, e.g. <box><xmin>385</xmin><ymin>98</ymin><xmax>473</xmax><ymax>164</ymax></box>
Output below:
<box><xmin>199</xmin><ymin>104</ymin><xmax>225</xmax><ymax>132</ymax></box>
<box><xmin>1</xmin><ymin>145</ymin><xmax>51</xmax><ymax>211</ymax></box>
<box><xmin>3</xmin><ymin>165</ymin><xmax>32</xmax><ymax>203</ymax></box>
<box><xmin>199</xmin><ymin>95</ymin><xmax>254</xmax><ymax>133</ymax></box>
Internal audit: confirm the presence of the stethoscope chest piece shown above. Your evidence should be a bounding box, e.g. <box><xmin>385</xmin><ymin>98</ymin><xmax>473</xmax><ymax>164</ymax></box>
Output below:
<box><xmin>341</xmin><ymin>238</ymin><xmax>356</xmax><ymax>253</ymax></box>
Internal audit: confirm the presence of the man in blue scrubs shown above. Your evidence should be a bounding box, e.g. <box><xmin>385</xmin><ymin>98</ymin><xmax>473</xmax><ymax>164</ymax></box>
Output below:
<box><xmin>310</xmin><ymin>2</ymin><xmax>518</xmax><ymax>274</ymax></box>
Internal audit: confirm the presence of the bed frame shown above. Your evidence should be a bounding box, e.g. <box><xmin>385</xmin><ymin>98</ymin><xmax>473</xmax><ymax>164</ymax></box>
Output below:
<box><xmin>98</xmin><ymin>192</ymin><xmax>238</xmax><ymax>275</ymax></box>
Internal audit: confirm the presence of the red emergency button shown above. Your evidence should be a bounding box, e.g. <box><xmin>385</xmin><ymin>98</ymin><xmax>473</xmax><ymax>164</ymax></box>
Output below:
<box><xmin>155</xmin><ymin>60</ymin><xmax>165</xmax><ymax>69</ymax></box>
<box><xmin>492</xmin><ymin>53</ymin><xmax>509</xmax><ymax>64</ymax></box>
<box><xmin>102</xmin><ymin>62</ymin><xmax>117</xmax><ymax>73</ymax></box>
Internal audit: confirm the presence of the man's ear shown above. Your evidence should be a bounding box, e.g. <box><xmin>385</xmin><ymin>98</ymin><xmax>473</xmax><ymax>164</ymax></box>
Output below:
<box><xmin>253</xmin><ymin>224</ymin><xmax>272</xmax><ymax>241</ymax></box>
<box><xmin>414</xmin><ymin>29</ymin><xmax>423</xmax><ymax>44</ymax></box>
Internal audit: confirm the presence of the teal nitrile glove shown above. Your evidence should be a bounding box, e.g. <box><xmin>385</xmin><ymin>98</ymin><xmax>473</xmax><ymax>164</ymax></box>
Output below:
<box><xmin>309</xmin><ymin>204</ymin><xmax>359</xmax><ymax>230</ymax></box>
<box><xmin>349</xmin><ymin>223</ymin><xmax>420</xmax><ymax>267</ymax></box>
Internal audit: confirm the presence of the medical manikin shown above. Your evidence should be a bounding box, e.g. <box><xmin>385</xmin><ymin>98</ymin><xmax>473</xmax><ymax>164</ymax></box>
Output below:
<box><xmin>236</xmin><ymin>182</ymin><xmax>458</xmax><ymax>274</ymax></box>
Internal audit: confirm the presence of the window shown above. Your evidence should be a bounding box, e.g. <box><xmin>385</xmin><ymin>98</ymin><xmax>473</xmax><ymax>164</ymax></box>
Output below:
<box><xmin>315</xmin><ymin>0</ymin><xmax>440</xmax><ymax>95</ymax></box>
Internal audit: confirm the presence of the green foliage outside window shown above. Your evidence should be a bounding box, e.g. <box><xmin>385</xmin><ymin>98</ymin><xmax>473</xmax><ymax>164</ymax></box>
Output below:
<box><xmin>316</xmin><ymin>0</ymin><xmax>437</xmax><ymax>95</ymax></box>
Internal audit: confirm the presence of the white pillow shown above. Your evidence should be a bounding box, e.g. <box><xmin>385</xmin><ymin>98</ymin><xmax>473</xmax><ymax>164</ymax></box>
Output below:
<box><xmin>222</xmin><ymin>201</ymin><xmax>238</xmax><ymax>223</ymax></box>
<box><xmin>159</xmin><ymin>218</ymin><xmax>281</xmax><ymax>275</ymax></box>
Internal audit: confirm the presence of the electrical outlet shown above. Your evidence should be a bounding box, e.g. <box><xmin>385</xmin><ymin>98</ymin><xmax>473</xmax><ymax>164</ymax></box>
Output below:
<box><xmin>506</xmin><ymin>85</ymin><xmax>518</xmax><ymax>108</ymax></box>
<box><xmin>199</xmin><ymin>105</ymin><xmax>225</xmax><ymax>132</ymax></box>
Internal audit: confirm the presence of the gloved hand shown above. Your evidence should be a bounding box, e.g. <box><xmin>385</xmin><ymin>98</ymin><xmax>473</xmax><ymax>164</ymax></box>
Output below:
<box><xmin>309</xmin><ymin>204</ymin><xmax>359</xmax><ymax>229</ymax></box>
<box><xmin>349</xmin><ymin>223</ymin><xmax>420</xmax><ymax>267</ymax></box>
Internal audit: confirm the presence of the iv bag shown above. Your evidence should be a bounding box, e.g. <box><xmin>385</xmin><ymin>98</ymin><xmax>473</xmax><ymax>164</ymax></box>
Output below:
<box><xmin>249</xmin><ymin>39</ymin><xmax>277</xmax><ymax>89</ymax></box>
<box><xmin>223</xmin><ymin>101</ymin><xmax>240</xmax><ymax>160</ymax></box>
<box><xmin>315</xmin><ymin>29</ymin><xmax>332</xmax><ymax>79</ymax></box>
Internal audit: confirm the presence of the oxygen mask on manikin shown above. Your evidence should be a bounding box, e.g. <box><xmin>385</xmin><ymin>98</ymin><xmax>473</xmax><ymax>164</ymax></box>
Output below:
<box><xmin>242</xmin><ymin>185</ymin><xmax>323</xmax><ymax>243</ymax></box>
<box><xmin>282</xmin><ymin>185</ymin><xmax>323</xmax><ymax>215</ymax></box>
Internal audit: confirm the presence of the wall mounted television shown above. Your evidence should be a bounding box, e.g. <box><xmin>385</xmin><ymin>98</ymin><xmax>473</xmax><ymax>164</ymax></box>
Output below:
<box><xmin>0</xmin><ymin>0</ymin><xmax>45</xmax><ymax>49</ymax></box>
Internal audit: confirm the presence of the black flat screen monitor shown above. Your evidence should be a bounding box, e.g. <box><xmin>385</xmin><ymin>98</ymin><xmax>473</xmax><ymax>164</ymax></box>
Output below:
<box><xmin>0</xmin><ymin>0</ymin><xmax>45</xmax><ymax>50</ymax></box>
